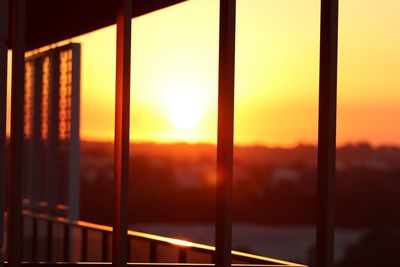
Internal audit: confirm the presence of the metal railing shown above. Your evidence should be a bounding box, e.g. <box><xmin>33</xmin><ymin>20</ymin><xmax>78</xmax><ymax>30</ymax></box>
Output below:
<box><xmin>9</xmin><ymin>211</ymin><xmax>304</xmax><ymax>267</ymax></box>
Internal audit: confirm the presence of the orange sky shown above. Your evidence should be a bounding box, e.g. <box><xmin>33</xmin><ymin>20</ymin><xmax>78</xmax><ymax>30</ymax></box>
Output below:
<box><xmin>6</xmin><ymin>0</ymin><xmax>400</xmax><ymax>146</ymax></box>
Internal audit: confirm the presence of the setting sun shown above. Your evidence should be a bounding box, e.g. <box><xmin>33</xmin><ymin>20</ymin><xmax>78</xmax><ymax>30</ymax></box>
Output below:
<box><xmin>162</xmin><ymin>76</ymin><xmax>206</xmax><ymax>131</ymax></box>
<box><xmin>167</xmin><ymin>90</ymin><xmax>202</xmax><ymax>130</ymax></box>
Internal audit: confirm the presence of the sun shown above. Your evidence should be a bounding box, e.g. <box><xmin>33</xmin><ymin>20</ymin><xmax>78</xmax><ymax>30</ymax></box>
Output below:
<box><xmin>161</xmin><ymin>75</ymin><xmax>206</xmax><ymax>133</ymax></box>
<box><xmin>167</xmin><ymin>91</ymin><xmax>202</xmax><ymax>130</ymax></box>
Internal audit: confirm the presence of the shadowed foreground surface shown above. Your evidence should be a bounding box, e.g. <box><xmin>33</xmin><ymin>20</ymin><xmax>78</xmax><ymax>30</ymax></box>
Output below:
<box><xmin>4</xmin><ymin>264</ymin><xmax>304</xmax><ymax>267</ymax></box>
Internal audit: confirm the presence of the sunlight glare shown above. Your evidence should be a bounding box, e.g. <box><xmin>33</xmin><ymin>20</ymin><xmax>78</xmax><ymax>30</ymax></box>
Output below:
<box><xmin>165</xmin><ymin>79</ymin><xmax>204</xmax><ymax>130</ymax></box>
<box><xmin>168</xmin><ymin>239</ymin><xmax>193</xmax><ymax>247</ymax></box>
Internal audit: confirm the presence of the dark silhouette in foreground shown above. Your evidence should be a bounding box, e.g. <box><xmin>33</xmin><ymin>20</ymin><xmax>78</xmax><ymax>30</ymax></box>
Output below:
<box><xmin>336</xmin><ymin>229</ymin><xmax>400</xmax><ymax>267</ymax></box>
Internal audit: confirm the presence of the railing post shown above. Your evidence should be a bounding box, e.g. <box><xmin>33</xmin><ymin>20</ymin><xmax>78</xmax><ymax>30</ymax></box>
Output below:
<box><xmin>31</xmin><ymin>58</ymin><xmax>43</xmax><ymax>209</ymax></box>
<box><xmin>317</xmin><ymin>1</ymin><xmax>339</xmax><ymax>267</ymax></box>
<box><xmin>31</xmin><ymin>217</ymin><xmax>37</xmax><ymax>261</ymax></box>
<box><xmin>215</xmin><ymin>1</ymin><xmax>236</xmax><ymax>267</ymax></box>
<box><xmin>126</xmin><ymin>237</ymin><xmax>131</xmax><ymax>262</ymax></box>
<box><xmin>178</xmin><ymin>249</ymin><xmax>187</xmax><ymax>263</ymax></box>
<box><xmin>46</xmin><ymin>220</ymin><xmax>53</xmax><ymax>262</ymax></box>
<box><xmin>112</xmin><ymin>0</ymin><xmax>131</xmax><ymax>266</ymax></box>
<box><xmin>63</xmin><ymin>224</ymin><xmax>70</xmax><ymax>261</ymax></box>
<box><xmin>47</xmin><ymin>51</ymin><xmax>60</xmax><ymax>217</ymax></box>
<box><xmin>8</xmin><ymin>0</ymin><xmax>26</xmax><ymax>266</ymax></box>
<box><xmin>67</xmin><ymin>43</ymin><xmax>81</xmax><ymax>221</ymax></box>
<box><xmin>0</xmin><ymin>0</ymin><xmax>9</xmax><ymax>264</ymax></box>
<box><xmin>149</xmin><ymin>241</ymin><xmax>157</xmax><ymax>263</ymax></box>
<box><xmin>81</xmin><ymin>227</ymin><xmax>88</xmax><ymax>261</ymax></box>
<box><xmin>101</xmin><ymin>231</ymin><xmax>109</xmax><ymax>262</ymax></box>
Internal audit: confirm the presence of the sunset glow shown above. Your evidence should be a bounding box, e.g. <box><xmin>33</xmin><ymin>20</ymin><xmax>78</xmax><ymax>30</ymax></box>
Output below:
<box><xmin>5</xmin><ymin>0</ymin><xmax>400</xmax><ymax>146</ymax></box>
<box><xmin>164</xmin><ymin>78</ymin><xmax>204</xmax><ymax>130</ymax></box>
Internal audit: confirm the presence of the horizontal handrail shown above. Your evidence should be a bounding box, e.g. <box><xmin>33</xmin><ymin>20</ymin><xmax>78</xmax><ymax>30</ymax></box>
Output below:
<box><xmin>19</xmin><ymin>210</ymin><xmax>305</xmax><ymax>267</ymax></box>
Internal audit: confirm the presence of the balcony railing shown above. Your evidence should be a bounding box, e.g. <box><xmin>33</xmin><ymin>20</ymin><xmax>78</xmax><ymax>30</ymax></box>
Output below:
<box><xmin>4</xmin><ymin>210</ymin><xmax>304</xmax><ymax>267</ymax></box>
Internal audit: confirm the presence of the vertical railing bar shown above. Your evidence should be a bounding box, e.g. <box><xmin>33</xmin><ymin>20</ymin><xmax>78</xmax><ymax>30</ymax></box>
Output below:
<box><xmin>178</xmin><ymin>249</ymin><xmax>187</xmax><ymax>263</ymax></box>
<box><xmin>0</xmin><ymin>0</ymin><xmax>9</xmax><ymax>266</ymax></box>
<box><xmin>31</xmin><ymin>217</ymin><xmax>37</xmax><ymax>261</ymax></box>
<box><xmin>67</xmin><ymin>43</ymin><xmax>81</xmax><ymax>221</ymax></box>
<box><xmin>112</xmin><ymin>0</ymin><xmax>132</xmax><ymax>266</ymax></box>
<box><xmin>46</xmin><ymin>51</ymin><xmax>60</xmax><ymax>218</ymax></box>
<box><xmin>101</xmin><ymin>231</ymin><xmax>109</xmax><ymax>262</ymax></box>
<box><xmin>127</xmin><ymin>236</ymin><xmax>131</xmax><ymax>263</ymax></box>
<box><xmin>81</xmin><ymin>227</ymin><xmax>88</xmax><ymax>262</ymax></box>
<box><xmin>63</xmin><ymin>223</ymin><xmax>70</xmax><ymax>261</ymax></box>
<box><xmin>149</xmin><ymin>241</ymin><xmax>157</xmax><ymax>263</ymax></box>
<box><xmin>46</xmin><ymin>220</ymin><xmax>53</xmax><ymax>262</ymax></box>
<box><xmin>215</xmin><ymin>1</ymin><xmax>236</xmax><ymax>267</ymax></box>
<box><xmin>32</xmin><ymin>58</ymin><xmax>43</xmax><ymax>211</ymax></box>
<box><xmin>8</xmin><ymin>0</ymin><xmax>26</xmax><ymax>266</ymax></box>
<box><xmin>20</xmin><ymin>214</ymin><xmax>25</xmax><ymax>261</ymax></box>
<box><xmin>316</xmin><ymin>1</ymin><xmax>339</xmax><ymax>267</ymax></box>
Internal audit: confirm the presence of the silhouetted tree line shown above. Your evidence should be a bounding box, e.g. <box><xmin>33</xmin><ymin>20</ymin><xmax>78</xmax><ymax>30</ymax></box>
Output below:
<box><xmin>79</xmin><ymin>142</ymin><xmax>400</xmax><ymax>229</ymax></box>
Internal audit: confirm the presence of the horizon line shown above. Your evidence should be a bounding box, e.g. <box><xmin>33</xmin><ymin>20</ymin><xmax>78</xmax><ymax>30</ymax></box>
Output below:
<box><xmin>79</xmin><ymin>138</ymin><xmax>400</xmax><ymax>149</ymax></box>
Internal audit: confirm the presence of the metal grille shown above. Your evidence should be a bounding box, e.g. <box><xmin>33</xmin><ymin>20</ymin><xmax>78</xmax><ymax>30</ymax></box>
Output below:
<box><xmin>24</xmin><ymin>62</ymin><xmax>34</xmax><ymax>138</ymax></box>
<box><xmin>22</xmin><ymin>44</ymin><xmax>81</xmax><ymax>220</ymax></box>
<box><xmin>41</xmin><ymin>56</ymin><xmax>50</xmax><ymax>140</ymax></box>
<box><xmin>59</xmin><ymin>50</ymin><xmax>72</xmax><ymax>141</ymax></box>
<box><xmin>58</xmin><ymin>49</ymin><xmax>73</xmax><ymax>207</ymax></box>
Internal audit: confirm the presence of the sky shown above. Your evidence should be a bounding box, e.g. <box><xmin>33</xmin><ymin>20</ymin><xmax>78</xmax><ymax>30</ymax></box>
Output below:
<box><xmin>6</xmin><ymin>0</ymin><xmax>400</xmax><ymax>146</ymax></box>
